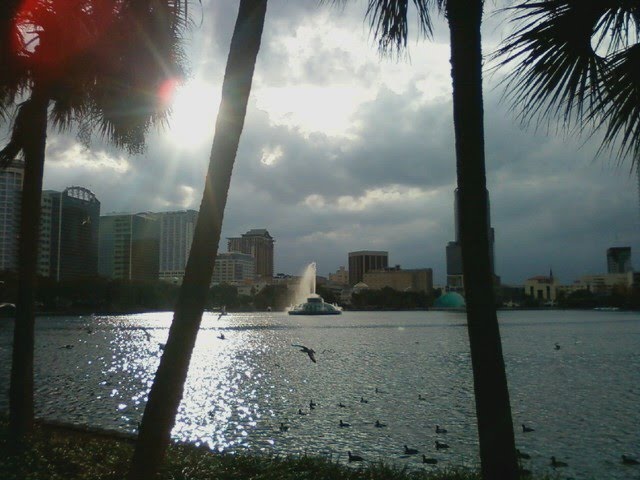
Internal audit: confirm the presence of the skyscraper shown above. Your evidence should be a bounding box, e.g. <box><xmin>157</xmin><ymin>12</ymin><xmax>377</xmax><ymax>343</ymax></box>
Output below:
<box><xmin>446</xmin><ymin>188</ymin><xmax>495</xmax><ymax>290</ymax></box>
<box><xmin>212</xmin><ymin>252</ymin><xmax>256</xmax><ymax>284</ymax></box>
<box><xmin>607</xmin><ymin>247</ymin><xmax>632</xmax><ymax>274</ymax></box>
<box><xmin>44</xmin><ymin>186</ymin><xmax>100</xmax><ymax>280</ymax></box>
<box><xmin>348</xmin><ymin>250</ymin><xmax>388</xmax><ymax>286</ymax></box>
<box><xmin>99</xmin><ymin>213</ymin><xmax>160</xmax><ymax>281</ymax></box>
<box><xmin>227</xmin><ymin>229</ymin><xmax>275</xmax><ymax>279</ymax></box>
<box><xmin>38</xmin><ymin>191</ymin><xmax>55</xmax><ymax>277</ymax></box>
<box><xmin>154</xmin><ymin>210</ymin><xmax>198</xmax><ymax>282</ymax></box>
<box><xmin>0</xmin><ymin>160</ymin><xmax>23</xmax><ymax>272</ymax></box>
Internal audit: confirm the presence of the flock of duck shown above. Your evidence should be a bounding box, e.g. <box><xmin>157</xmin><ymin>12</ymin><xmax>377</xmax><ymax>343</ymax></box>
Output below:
<box><xmin>283</xmin><ymin>343</ymin><xmax>639</xmax><ymax>472</ymax></box>
<box><xmin>278</xmin><ymin>392</ymin><xmax>450</xmax><ymax>466</ymax></box>
<box><xmin>519</xmin><ymin>423</ymin><xmax>639</xmax><ymax>471</ymax></box>
<box><xmin>64</xmin><ymin>328</ymin><xmax>637</xmax><ymax>474</ymax></box>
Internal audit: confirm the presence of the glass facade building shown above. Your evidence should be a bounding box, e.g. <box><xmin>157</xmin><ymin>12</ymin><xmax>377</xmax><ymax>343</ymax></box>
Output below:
<box><xmin>99</xmin><ymin>213</ymin><xmax>159</xmax><ymax>281</ymax></box>
<box><xmin>47</xmin><ymin>186</ymin><xmax>100</xmax><ymax>280</ymax></box>
<box><xmin>0</xmin><ymin>161</ymin><xmax>23</xmax><ymax>272</ymax></box>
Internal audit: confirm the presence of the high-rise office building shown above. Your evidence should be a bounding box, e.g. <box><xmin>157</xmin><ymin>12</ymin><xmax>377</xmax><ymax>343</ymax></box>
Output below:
<box><xmin>348</xmin><ymin>250</ymin><xmax>388</xmax><ymax>286</ymax></box>
<box><xmin>154</xmin><ymin>210</ymin><xmax>198</xmax><ymax>282</ymax></box>
<box><xmin>99</xmin><ymin>213</ymin><xmax>160</xmax><ymax>281</ymax></box>
<box><xmin>44</xmin><ymin>186</ymin><xmax>100</xmax><ymax>281</ymax></box>
<box><xmin>212</xmin><ymin>252</ymin><xmax>256</xmax><ymax>284</ymax></box>
<box><xmin>445</xmin><ymin>188</ymin><xmax>495</xmax><ymax>290</ymax></box>
<box><xmin>363</xmin><ymin>267</ymin><xmax>433</xmax><ymax>293</ymax></box>
<box><xmin>0</xmin><ymin>160</ymin><xmax>23</xmax><ymax>272</ymax></box>
<box><xmin>607</xmin><ymin>247</ymin><xmax>632</xmax><ymax>274</ymax></box>
<box><xmin>38</xmin><ymin>191</ymin><xmax>55</xmax><ymax>277</ymax></box>
<box><xmin>227</xmin><ymin>229</ymin><xmax>275</xmax><ymax>279</ymax></box>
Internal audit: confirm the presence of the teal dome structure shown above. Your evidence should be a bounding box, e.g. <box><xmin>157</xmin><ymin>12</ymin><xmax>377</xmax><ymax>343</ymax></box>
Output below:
<box><xmin>433</xmin><ymin>292</ymin><xmax>466</xmax><ymax>309</ymax></box>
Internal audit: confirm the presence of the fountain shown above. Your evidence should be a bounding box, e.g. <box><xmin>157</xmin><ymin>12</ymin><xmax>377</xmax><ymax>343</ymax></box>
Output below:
<box><xmin>287</xmin><ymin>262</ymin><xmax>342</xmax><ymax>315</ymax></box>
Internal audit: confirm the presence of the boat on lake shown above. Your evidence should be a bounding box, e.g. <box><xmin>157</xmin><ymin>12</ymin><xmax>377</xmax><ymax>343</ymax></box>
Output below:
<box><xmin>288</xmin><ymin>294</ymin><xmax>342</xmax><ymax>315</ymax></box>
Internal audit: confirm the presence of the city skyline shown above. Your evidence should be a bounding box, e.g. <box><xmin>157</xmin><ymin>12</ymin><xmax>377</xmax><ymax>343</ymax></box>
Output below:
<box><xmin>2</xmin><ymin>1</ymin><xmax>638</xmax><ymax>284</ymax></box>
<box><xmin>1</xmin><ymin>163</ymin><xmax>636</xmax><ymax>287</ymax></box>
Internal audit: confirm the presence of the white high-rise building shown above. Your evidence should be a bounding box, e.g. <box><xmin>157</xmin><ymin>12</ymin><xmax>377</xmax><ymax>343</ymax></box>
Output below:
<box><xmin>38</xmin><ymin>191</ymin><xmax>55</xmax><ymax>277</ymax></box>
<box><xmin>154</xmin><ymin>210</ymin><xmax>198</xmax><ymax>282</ymax></box>
<box><xmin>0</xmin><ymin>161</ymin><xmax>23</xmax><ymax>271</ymax></box>
<box><xmin>212</xmin><ymin>252</ymin><xmax>256</xmax><ymax>284</ymax></box>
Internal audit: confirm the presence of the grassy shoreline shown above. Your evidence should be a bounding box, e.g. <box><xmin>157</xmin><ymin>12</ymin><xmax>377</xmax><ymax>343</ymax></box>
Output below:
<box><xmin>0</xmin><ymin>418</ymin><xmax>550</xmax><ymax>480</ymax></box>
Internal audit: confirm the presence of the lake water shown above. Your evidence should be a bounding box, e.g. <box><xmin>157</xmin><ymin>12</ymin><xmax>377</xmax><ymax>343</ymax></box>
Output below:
<box><xmin>0</xmin><ymin>310</ymin><xmax>638</xmax><ymax>479</ymax></box>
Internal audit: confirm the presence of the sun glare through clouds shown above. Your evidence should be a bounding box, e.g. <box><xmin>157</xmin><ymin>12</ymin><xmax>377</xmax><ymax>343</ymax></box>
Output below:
<box><xmin>166</xmin><ymin>80</ymin><xmax>220</xmax><ymax>150</ymax></box>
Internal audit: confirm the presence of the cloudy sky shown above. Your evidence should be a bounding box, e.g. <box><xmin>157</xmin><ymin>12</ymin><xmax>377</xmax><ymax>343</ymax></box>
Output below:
<box><xmin>10</xmin><ymin>0</ymin><xmax>640</xmax><ymax>285</ymax></box>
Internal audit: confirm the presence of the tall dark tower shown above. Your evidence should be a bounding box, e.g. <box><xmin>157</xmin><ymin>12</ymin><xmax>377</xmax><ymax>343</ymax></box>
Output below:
<box><xmin>227</xmin><ymin>229</ymin><xmax>274</xmax><ymax>279</ymax></box>
<box><xmin>446</xmin><ymin>188</ymin><xmax>495</xmax><ymax>290</ymax></box>
<box><xmin>48</xmin><ymin>186</ymin><xmax>100</xmax><ymax>280</ymax></box>
<box><xmin>607</xmin><ymin>247</ymin><xmax>632</xmax><ymax>273</ymax></box>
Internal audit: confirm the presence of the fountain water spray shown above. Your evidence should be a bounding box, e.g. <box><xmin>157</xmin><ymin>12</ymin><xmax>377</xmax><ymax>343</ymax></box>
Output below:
<box><xmin>290</xmin><ymin>262</ymin><xmax>317</xmax><ymax>307</ymax></box>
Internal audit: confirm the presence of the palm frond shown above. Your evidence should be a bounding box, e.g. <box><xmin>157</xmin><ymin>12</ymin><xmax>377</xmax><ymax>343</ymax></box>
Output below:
<box><xmin>496</xmin><ymin>1</ymin><xmax>607</xmax><ymax>126</ymax></box>
<box><xmin>2</xmin><ymin>0</ymin><xmax>192</xmax><ymax>154</ymax></box>
<box><xmin>594</xmin><ymin>42</ymin><xmax>640</xmax><ymax>162</ymax></box>
<box><xmin>0</xmin><ymin>99</ymin><xmax>32</xmax><ymax>168</ymax></box>
<box><xmin>0</xmin><ymin>0</ymin><xmax>28</xmax><ymax>121</ymax></box>
<box><xmin>495</xmin><ymin>1</ymin><xmax>640</xmax><ymax>162</ymax></box>
<box><xmin>322</xmin><ymin>0</ymin><xmax>442</xmax><ymax>56</ymax></box>
<box><xmin>86</xmin><ymin>0</ymin><xmax>191</xmax><ymax>153</ymax></box>
<box><xmin>365</xmin><ymin>0</ymin><xmax>443</xmax><ymax>55</ymax></box>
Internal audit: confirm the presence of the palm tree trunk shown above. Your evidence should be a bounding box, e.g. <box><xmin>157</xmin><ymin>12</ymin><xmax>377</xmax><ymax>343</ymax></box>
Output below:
<box><xmin>9</xmin><ymin>90</ymin><xmax>49</xmax><ymax>442</ymax></box>
<box><xmin>127</xmin><ymin>1</ymin><xmax>267</xmax><ymax>478</ymax></box>
<box><xmin>446</xmin><ymin>1</ymin><xmax>519</xmax><ymax>479</ymax></box>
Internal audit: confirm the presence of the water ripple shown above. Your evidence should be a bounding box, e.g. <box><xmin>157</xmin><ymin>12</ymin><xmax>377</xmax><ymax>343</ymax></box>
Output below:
<box><xmin>0</xmin><ymin>310</ymin><xmax>638</xmax><ymax>479</ymax></box>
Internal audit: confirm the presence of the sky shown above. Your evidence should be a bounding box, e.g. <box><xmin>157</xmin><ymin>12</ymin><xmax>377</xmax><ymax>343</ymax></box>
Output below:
<box><xmin>6</xmin><ymin>0</ymin><xmax>640</xmax><ymax>285</ymax></box>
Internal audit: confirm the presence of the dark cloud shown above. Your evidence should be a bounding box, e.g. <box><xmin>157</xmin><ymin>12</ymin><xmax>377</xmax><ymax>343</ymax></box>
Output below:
<box><xmin>2</xmin><ymin>0</ymin><xmax>635</xmax><ymax>287</ymax></box>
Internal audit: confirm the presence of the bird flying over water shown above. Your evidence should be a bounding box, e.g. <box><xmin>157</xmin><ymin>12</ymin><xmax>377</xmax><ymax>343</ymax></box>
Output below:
<box><xmin>291</xmin><ymin>344</ymin><xmax>316</xmax><ymax>363</ymax></box>
<box><xmin>140</xmin><ymin>327</ymin><xmax>152</xmax><ymax>342</ymax></box>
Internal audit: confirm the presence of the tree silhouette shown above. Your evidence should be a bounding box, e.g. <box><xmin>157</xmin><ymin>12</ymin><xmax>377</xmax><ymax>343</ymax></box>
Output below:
<box><xmin>0</xmin><ymin>0</ymin><xmax>189</xmax><ymax>442</ymax></box>
<box><xmin>334</xmin><ymin>1</ymin><xmax>520</xmax><ymax>477</ymax></box>
<box><xmin>128</xmin><ymin>1</ymin><xmax>268</xmax><ymax>478</ymax></box>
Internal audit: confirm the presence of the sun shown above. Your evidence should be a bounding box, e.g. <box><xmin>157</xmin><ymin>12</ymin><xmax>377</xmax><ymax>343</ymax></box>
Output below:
<box><xmin>165</xmin><ymin>80</ymin><xmax>220</xmax><ymax>150</ymax></box>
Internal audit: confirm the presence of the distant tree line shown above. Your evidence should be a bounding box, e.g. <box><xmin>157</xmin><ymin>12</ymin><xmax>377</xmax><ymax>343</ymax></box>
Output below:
<box><xmin>498</xmin><ymin>284</ymin><xmax>640</xmax><ymax>310</ymax></box>
<box><xmin>0</xmin><ymin>272</ymin><xmax>440</xmax><ymax>313</ymax></box>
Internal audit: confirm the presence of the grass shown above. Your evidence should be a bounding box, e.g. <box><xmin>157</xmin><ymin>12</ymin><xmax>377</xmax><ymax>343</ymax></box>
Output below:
<box><xmin>0</xmin><ymin>419</ymin><xmax>549</xmax><ymax>480</ymax></box>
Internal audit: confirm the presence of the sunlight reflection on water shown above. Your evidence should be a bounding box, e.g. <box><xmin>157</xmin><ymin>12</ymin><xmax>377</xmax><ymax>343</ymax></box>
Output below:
<box><xmin>0</xmin><ymin>310</ymin><xmax>638</xmax><ymax>479</ymax></box>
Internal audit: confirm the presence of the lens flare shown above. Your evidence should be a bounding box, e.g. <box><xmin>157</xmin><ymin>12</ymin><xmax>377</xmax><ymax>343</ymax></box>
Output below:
<box><xmin>159</xmin><ymin>78</ymin><xmax>179</xmax><ymax>108</ymax></box>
